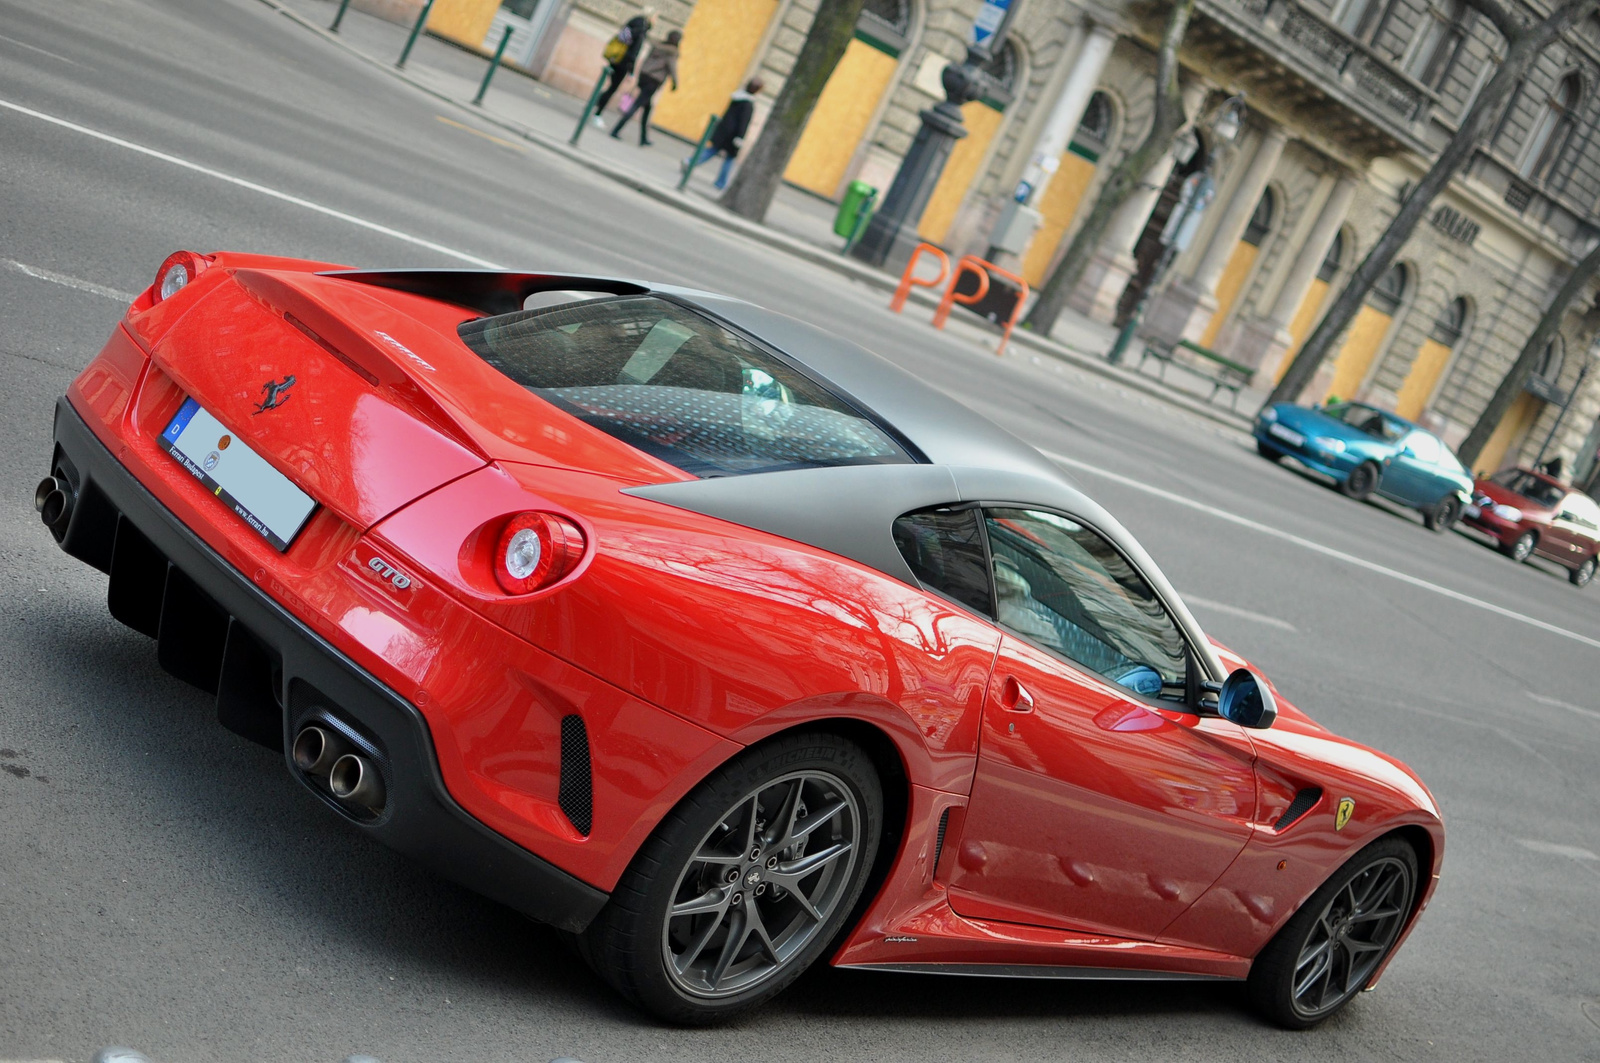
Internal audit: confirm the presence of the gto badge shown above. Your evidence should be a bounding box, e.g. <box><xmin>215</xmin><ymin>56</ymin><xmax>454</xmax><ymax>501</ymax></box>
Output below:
<box><xmin>253</xmin><ymin>374</ymin><xmax>296</xmax><ymax>414</ymax></box>
<box><xmin>367</xmin><ymin>555</ymin><xmax>413</xmax><ymax>591</ymax></box>
<box><xmin>1335</xmin><ymin>797</ymin><xmax>1356</xmax><ymax>831</ymax></box>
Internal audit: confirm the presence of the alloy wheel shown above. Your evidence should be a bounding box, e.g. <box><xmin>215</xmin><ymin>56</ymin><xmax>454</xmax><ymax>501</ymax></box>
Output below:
<box><xmin>661</xmin><ymin>770</ymin><xmax>860</xmax><ymax>998</ymax></box>
<box><xmin>1512</xmin><ymin>533</ymin><xmax>1536</xmax><ymax>562</ymax></box>
<box><xmin>1290</xmin><ymin>855</ymin><xmax>1413</xmax><ymax>1020</ymax></box>
<box><xmin>1574</xmin><ymin>557</ymin><xmax>1596</xmax><ymax>587</ymax></box>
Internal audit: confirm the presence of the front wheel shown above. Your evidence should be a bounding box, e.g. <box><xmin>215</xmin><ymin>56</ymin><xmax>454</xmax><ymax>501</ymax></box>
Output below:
<box><xmin>1572</xmin><ymin>556</ymin><xmax>1597</xmax><ymax>587</ymax></box>
<box><xmin>1424</xmin><ymin>495</ymin><xmax>1461</xmax><ymax>532</ymax></box>
<box><xmin>1248</xmin><ymin>836</ymin><xmax>1418</xmax><ymax>1029</ymax></box>
<box><xmin>580</xmin><ymin>732</ymin><xmax>882</xmax><ymax>1024</ymax></box>
<box><xmin>1341</xmin><ymin>462</ymin><xmax>1380</xmax><ymax>500</ymax></box>
<box><xmin>1503</xmin><ymin>531</ymin><xmax>1536</xmax><ymax>563</ymax></box>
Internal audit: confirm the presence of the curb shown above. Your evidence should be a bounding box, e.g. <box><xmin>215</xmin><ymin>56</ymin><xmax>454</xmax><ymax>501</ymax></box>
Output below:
<box><xmin>255</xmin><ymin>0</ymin><xmax>1253</xmax><ymax>435</ymax></box>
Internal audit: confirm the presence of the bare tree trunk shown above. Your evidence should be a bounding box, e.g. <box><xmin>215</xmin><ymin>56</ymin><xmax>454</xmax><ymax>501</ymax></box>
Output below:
<box><xmin>1456</xmin><ymin>235</ymin><xmax>1600</xmax><ymax>468</ymax></box>
<box><xmin>719</xmin><ymin>0</ymin><xmax>865</xmax><ymax>222</ymax></box>
<box><xmin>1267</xmin><ymin>0</ymin><xmax>1595</xmax><ymax>407</ymax></box>
<box><xmin>1024</xmin><ymin>0</ymin><xmax>1195</xmax><ymax>334</ymax></box>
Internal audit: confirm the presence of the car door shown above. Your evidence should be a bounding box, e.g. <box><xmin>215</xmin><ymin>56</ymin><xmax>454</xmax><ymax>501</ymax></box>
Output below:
<box><xmin>1549</xmin><ymin>492</ymin><xmax>1600</xmax><ymax>561</ymax></box>
<box><xmin>945</xmin><ymin>508</ymin><xmax>1259</xmax><ymax>941</ymax></box>
<box><xmin>1383</xmin><ymin>431</ymin><xmax>1448</xmax><ymax>506</ymax></box>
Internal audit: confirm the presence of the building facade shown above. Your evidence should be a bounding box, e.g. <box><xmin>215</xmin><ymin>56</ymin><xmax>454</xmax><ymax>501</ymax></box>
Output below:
<box><xmin>430</xmin><ymin>0</ymin><xmax>1600</xmax><ymax>479</ymax></box>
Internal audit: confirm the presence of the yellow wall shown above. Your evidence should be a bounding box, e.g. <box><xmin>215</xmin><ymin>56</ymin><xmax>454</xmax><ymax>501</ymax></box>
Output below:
<box><xmin>1020</xmin><ymin>152</ymin><xmax>1098</xmax><ymax>286</ymax></box>
<box><xmin>917</xmin><ymin>102</ymin><xmax>1005</xmax><ymax>244</ymax></box>
<box><xmin>427</xmin><ymin>0</ymin><xmax>501</xmax><ymax>49</ymax></box>
<box><xmin>1474</xmin><ymin>391</ymin><xmax>1543</xmax><ymax>475</ymax></box>
<box><xmin>784</xmin><ymin>38</ymin><xmax>899</xmax><ymax>197</ymax></box>
<box><xmin>1322</xmin><ymin>304</ymin><xmax>1393</xmax><ymax>402</ymax></box>
<box><xmin>652</xmin><ymin>0</ymin><xmax>779</xmax><ymax>140</ymax></box>
<box><xmin>1198</xmin><ymin>241</ymin><xmax>1260</xmax><ymax>349</ymax></box>
<box><xmin>1394</xmin><ymin>338</ymin><xmax>1454</xmax><ymax>421</ymax></box>
<box><xmin>1277</xmin><ymin>277</ymin><xmax>1331</xmax><ymax>382</ymax></box>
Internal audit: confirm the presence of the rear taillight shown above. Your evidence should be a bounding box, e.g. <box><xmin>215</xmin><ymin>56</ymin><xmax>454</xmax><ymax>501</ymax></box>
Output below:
<box><xmin>493</xmin><ymin>512</ymin><xmax>585</xmax><ymax>595</ymax></box>
<box><xmin>152</xmin><ymin>250</ymin><xmax>210</xmax><ymax>303</ymax></box>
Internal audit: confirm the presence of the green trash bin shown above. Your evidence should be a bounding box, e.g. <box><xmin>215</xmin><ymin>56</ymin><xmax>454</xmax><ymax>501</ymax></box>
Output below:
<box><xmin>833</xmin><ymin>180</ymin><xmax>878</xmax><ymax>239</ymax></box>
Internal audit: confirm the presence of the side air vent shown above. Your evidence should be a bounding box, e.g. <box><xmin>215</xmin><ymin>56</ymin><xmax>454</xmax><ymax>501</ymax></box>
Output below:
<box><xmin>558</xmin><ymin>714</ymin><xmax>593</xmax><ymax>836</ymax></box>
<box><xmin>1275</xmin><ymin>787</ymin><xmax>1324</xmax><ymax>830</ymax></box>
<box><xmin>932</xmin><ymin>808</ymin><xmax>950</xmax><ymax>877</ymax></box>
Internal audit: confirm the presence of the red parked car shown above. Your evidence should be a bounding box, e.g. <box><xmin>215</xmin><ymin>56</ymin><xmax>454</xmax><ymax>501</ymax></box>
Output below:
<box><xmin>1463</xmin><ymin>467</ymin><xmax>1600</xmax><ymax>587</ymax></box>
<box><xmin>38</xmin><ymin>252</ymin><xmax>1443</xmax><ymax>1029</ymax></box>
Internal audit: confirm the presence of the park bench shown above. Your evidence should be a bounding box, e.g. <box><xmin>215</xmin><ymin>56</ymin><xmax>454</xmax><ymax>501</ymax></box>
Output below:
<box><xmin>1136</xmin><ymin>338</ymin><xmax>1253</xmax><ymax>410</ymax></box>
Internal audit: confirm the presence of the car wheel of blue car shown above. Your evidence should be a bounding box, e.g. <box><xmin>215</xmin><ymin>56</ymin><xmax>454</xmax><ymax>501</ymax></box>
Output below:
<box><xmin>1424</xmin><ymin>495</ymin><xmax>1461</xmax><ymax>533</ymax></box>
<box><xmin>1340</xmin><ymin>462</ymin><xmax>1379</xmax><ymax>501</ymax></box>
<box><xmin>1571</xmin><ymin>556</ymin><xmax>1596</xmax><ymax>587</ymax></box>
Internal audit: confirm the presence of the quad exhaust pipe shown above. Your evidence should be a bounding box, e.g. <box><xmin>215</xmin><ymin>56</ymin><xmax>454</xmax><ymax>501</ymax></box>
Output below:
<box><xmin>35</xmin><ymin>475</ymin><xmax>75</xmax><ymax>530</ymax></box>
<box><xmin>293</xmin><ymin>725</ymin><xmax>386</xmax><ymax>814</ymax></box>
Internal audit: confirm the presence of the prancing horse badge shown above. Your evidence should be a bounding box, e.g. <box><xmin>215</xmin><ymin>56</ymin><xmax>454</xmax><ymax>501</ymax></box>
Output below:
<box><xmin>1335</xmin><ymin>797</ymin><xmax>1356</xmax><ymax>831</ymax></box>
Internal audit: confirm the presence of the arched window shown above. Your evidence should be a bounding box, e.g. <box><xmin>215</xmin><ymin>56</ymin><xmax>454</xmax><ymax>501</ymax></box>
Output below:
<box><xmin>1073</xmin><ymin>92</ymin><xmax>1113</xmax><ymax>156</ymax></box>
<box><xmin>1520</xmin><ymin>74</ymin><xmax>1582</xmax><ymax>181</ymax></box>
<box><xmin>1317</xmin><ymin>230</ymin><xmax>1347</xmax><ymax>283</ymax></box>
<box><xmin>1536</xmin><ymin>336</ymin><xmax>1565</xmax><ymax>382</ymax></box>
<box><xmin>1431</xmin><ymin>297</ymin><xmax>1468</xmax><ymax>346</ymax></box>
<box><xmin>1368</xmin><ymin>263</ymin><xmax>1409</xmax><ymax>314</ymax></box>
<box><xmin>1243</xmin><ymin>188</ymin><xmax>1276</xmax><ymax>246</ymax></box>
<box><xmin>1406</xmin><ymin>0</ymin><xmax>1469</xmax><ymax>89</ymax></box>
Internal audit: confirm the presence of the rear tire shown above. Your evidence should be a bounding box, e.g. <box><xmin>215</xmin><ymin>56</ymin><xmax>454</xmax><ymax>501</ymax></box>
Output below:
<box><xmin>1503</xmin><ymin>531</ymin><xmax>1536</xmax><ymax>563</ymax></box>
<box><xmin>580</xmin><ymin>731</ymin><xmax>882</xmax><ymax>1024</ymax></box>
<box><xmin>1341</xmin><ymin>462</ymin><xmax>1379</xmax><ymax>500</ymax></box>
<box><xmin>1256</xmin><ymin>440</ymin><xmax>1283</xmax><ymax>462</ymax></box>
<box><xmin>1572</xmin><ymin>556</ymin><xmax>1597</xmax><ymax>587</ymax></box>
<box><xmin>1424</xmin><ymin>495</ymin><xmax>1461</xmax><ymax>533</ymax></box>
<box><xmin>1248</xmin><ymin>836</ymin><xmax>1418</xmax><ymax>1030</ymax></box>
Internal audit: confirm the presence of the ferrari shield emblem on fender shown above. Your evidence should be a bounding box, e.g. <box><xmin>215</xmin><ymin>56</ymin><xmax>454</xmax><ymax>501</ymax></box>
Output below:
<box><xmin>1335</xmin><ymin>797</ymin><xmax>1356</xmax><ymax>831</ymax></box>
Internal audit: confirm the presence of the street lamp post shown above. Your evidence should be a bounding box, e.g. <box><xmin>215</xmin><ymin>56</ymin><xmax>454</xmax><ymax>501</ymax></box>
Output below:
<box><xmin>850</xmin><ymin>2</ymin><xmax>1019</xmax><ymax>268</ymax></box>
<box><xmin>1105</xmin><ymin>94</ymin><xmax>1245</xmax><ymax>365</ymax></box>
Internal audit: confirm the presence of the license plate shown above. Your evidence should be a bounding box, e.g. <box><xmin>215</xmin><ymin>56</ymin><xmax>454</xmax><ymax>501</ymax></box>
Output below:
<box><xmin>1268</xmin><ymin>424</ymin><xmax>1305</xmax><ymax>447</ymax></box>
<box><xmin>160</xmin><ymin>398</ymin><xmax>317</xmax><ymax>551</ymax></box>
<box><xmin>1464</xmin><ymin>504</ymin><xmax>1481</xmax><ymax>518</ymax></box>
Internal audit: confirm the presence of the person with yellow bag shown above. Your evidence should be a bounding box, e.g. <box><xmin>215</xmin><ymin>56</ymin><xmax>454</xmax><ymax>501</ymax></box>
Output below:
<box><xmin>592</xmin><ymin>7</ymin><xmax>654</xmax><ymax>130</ymax></box>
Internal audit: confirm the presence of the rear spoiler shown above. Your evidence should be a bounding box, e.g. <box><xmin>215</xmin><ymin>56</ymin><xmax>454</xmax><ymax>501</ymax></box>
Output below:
<box><xmin>320</xmin><ymin>269</ymin><xmax>650</xmax><ymax>316</ymax></box>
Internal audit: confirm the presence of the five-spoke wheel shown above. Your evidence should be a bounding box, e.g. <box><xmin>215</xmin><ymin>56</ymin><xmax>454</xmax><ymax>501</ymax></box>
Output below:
<box><xmin>579</xmin><ymin>732</ymin><xmax>881</xmax><ymax>1023</ymax></box>
<box><xmin>1248</xmin><ymin>836</ymin><xmax>1417</xmax><ymax>1028</ymax></box>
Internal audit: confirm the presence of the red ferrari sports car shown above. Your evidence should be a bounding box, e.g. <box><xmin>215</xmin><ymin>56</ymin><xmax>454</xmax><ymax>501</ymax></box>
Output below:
<box><xmin>40</xmin><ymin>252</ymin><xmax>1442</xmax><ymax>1028</ymax></box>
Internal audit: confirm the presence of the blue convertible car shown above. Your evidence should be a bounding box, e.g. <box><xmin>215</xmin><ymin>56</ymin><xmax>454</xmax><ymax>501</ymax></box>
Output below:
<box><xmin>1253</xmin><ymin>400</ymin><xmax>1474</xmax><ymax>531</ymax></box>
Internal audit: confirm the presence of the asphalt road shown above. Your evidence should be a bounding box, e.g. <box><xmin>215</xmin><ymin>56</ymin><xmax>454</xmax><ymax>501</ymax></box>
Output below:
<box><xmin>2</xmin><ymin>2</ymin><xmax>1598</xmax><ymax>1060</ymax></box>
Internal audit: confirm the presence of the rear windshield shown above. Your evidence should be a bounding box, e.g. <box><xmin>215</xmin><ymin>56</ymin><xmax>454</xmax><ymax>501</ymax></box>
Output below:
<box><xmin>458</xmin><ymin>296</ymin><xmax>915</xmax><ymax>478</ymax></box>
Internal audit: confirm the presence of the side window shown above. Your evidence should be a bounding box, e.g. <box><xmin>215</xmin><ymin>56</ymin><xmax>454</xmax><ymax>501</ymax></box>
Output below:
<box><xmin>1404</xmin><ymin>432</ymin><xmax>1441</xmax><ymax>462</ymax></box>
<box><xmin>984</xmin><ymin>508</ymin><xmax>1188</xmax><ymax>700</ymax></box>
<box><xmin>892</xmin><ymin>507</ymin><xmax>994</xmax><ymax>617</ymax></box>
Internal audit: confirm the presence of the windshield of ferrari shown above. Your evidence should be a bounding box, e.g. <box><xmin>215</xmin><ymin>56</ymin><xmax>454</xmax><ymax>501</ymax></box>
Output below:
<box><xmin>458</xmin><ymin>295</ymin><xmax>914</xmax><ymax>477</ymax></box>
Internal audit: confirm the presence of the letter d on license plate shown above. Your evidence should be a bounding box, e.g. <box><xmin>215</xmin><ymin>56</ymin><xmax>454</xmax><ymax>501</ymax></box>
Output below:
<box><xmin>160</xmin><ymin>398</ymin><xmax>317</xmax><ymax>551</ymax></box>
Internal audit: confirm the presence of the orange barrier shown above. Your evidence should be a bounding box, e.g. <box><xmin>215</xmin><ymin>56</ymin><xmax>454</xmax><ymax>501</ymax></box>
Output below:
<box><xmin>890</xmin><ymin>243</ymin><xmax>951</xmax><ymax>313</ymax></box>
<box><xmin>932</xmin><ymin>255</ymin><xmax>1030</xmax><ymax>356</ymax></box>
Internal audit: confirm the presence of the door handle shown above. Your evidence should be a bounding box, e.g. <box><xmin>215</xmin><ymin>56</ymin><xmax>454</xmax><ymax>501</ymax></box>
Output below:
<box><xmin>1000</xmin><ymin>676</ymin><xmax>1034</xmax><ymax>712</ymax></box>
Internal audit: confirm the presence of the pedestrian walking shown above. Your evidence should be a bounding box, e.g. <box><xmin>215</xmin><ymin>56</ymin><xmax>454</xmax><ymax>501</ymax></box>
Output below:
<box><xmin>610</xmin><ymin>29</ymin><xmax>679</xmax><ymax>146</ymax></box>
<box><xmin>681</xmin><ymin>78</ymin><xmax>762</xmax><ymax>190</ymax></box>
<box><xmin>593</xmin><ymin>7</ymin><xmax>654</xmax><ymax>130</ymax></box>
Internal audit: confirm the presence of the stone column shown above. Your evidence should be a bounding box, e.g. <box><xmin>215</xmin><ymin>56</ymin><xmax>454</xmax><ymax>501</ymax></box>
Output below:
<box><xmin>1018</xmin><ymin>23</ymin><xmax>1116</xmax><ymax>204</ymax></box>
<box><xmin>1243</xmin><ymin>171</ymin><xmax>1359</xmax><ymax>382</ymax></box>
<box><xmin>1145</xmin><ymin>123</ymin><xmax>1288</xmax><ymax>343</ymax></box>
<box><xmin>1073</xmin><ymin>79</ymin><xmax>1209</xmax><ymax>323</ymax></box>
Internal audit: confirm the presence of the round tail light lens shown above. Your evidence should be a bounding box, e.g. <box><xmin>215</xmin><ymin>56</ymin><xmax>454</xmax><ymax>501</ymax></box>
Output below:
<box><xmin>493</xmin><ymin>512</ymin><xmax>585</xmax><ymax>594</ymax></box>
<box><xmin>153</xmin><ymin>251</ymin><xmax>210</xmax><ymax>303</ymax></box>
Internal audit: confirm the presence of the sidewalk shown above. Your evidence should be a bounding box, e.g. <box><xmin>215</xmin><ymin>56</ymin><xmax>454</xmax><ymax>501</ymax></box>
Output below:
<box><xmin>256</xmin><ymin>0</ymin><xmax>1266</xmax><ymax>431</ymax></box>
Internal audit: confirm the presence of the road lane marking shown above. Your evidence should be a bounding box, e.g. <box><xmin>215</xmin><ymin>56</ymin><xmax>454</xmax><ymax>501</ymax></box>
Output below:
<box><xmin>1526</xmin><ymin>692</ymin><xmax>1600</xmax><ymax>722</ymax></box>
<box><xmin>435</xmin><ymin>115</ymin><xmax>525</xmax><ymax>152</ymax></box>
<box><xmin>1517</xmin><ymin>839</ymin><xmax>1598</xmax><ymax>861</ymax></box>
<box><xmin>0</xmin><ymin>31</ymin><xmax>80</xmax><ymax>65</ymax></box>
<box><xmin>2</xmin><ymin>259</ymin><xmax>135</xmax><ymax>303</ymax></box>
<box><xmin>0</xmin><ymin>97</ymin><xmax>502</xmax><ymax>269</ymax></box>
<box><xmin>1181</xmin><ymin>595</ymin><xmax>1298</xmax><ymax>632</ymax></box>
<box><xmin>1041</xmin><ymin>449</ymin><xmax>1600</xmax><ymax>651</ymax></box>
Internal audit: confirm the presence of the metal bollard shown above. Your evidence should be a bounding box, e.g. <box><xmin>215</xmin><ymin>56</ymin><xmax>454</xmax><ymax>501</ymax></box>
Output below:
<box><xmin>569</xmin><ymin>67</ymin><xmax>609</xmax><ymax>146</ymax></box>
<box><xmin>473</xmin><ymin>25</ymin><xmax>515</xmax><ymax>106</ymax></box>
<box><xmin>396</xmin><ymin>0</ymin><xmax>437</xmax><ymax>68</ymax></box>
<box><xmin>330</xmin><ymin>0</ymin><xmax>354</xmax><ymax>32</ymax></box>
<box><xmin>677</xmin><ymin>114</ymin><xmax>718</xmax><ymax>190</ymax></box>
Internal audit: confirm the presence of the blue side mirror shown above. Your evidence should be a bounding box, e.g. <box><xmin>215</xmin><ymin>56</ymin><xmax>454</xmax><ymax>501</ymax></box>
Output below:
<box><xmin>1217</xmin><ymin>668</ymin><xmax>1277</xmax><ymax>729</ymax></box>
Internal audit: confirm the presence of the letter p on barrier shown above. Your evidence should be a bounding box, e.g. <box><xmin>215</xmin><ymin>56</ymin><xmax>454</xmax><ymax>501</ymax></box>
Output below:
<box><xmin>890</xmin><ymin>244</ymin><xmax>951</xmax><ymax>314</ymax></box>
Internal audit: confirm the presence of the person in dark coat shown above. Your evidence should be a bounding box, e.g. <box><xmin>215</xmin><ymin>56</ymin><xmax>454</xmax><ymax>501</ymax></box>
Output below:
<box><xmin>610</xmin><ymin>29</ymin><xmax>680</xmax><ymax>145</ymax></box>
<box><xmin>681</xmin><ymin>77</ymin><xmax>763</xmax><ymax>190</ymax></box>
<box><xmin>593</xmin><ymin>7</ymin><xmax>654</xmax><ymax>129</ymax></box>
